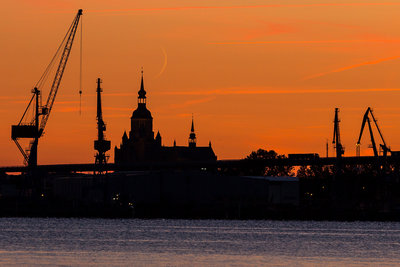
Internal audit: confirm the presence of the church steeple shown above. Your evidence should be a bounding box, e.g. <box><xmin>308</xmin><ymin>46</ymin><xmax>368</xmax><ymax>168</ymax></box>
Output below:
<box><xmin>138</xmin><ymin>68</ymin><xmax>146</xmax><ymax>104</ymax></box>
<box><xmin>188</xmin><ymin>115</ymin><xmax>197</xmax><ymax>148</ymax></box>
<box><xmin>130</xmin><ymin>68</ymin><xmax>153</xmax><ymax>141</ymax></box>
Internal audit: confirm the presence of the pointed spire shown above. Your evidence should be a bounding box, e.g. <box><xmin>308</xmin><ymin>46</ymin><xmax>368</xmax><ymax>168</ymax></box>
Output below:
<box><xmin>138</xmin><ymin>67</ymin><xmax>146</xmax><ymax>103</ymax></box>
<box><xmin>189</xmin><ymin>114</ymin><xmax>197</xmax><ymax>148</ymax></box>
<box><xmin>140</xmin><ymin>67</ymin><xmax>144</xmax><ymax>90</ymax></box>
<box><xmin>174</xmin><ymin>139</ymin><xmax>176</xmax><ymax>147</ymax></box>
<box><xmin>191</xmin><ymin>114</ymin><xmax>195</xmax><ymax>133</ymax></box>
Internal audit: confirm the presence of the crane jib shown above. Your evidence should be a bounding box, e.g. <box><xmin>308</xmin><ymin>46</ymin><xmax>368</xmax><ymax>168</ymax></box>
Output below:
<box><xmin>11</xmin><ymin>9</ymin><xmax>83</xmax><ymax>167</ymax></box>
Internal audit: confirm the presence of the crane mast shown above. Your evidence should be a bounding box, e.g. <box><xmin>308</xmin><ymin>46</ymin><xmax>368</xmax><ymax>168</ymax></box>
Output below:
<box><xmin>94</xmin><ymin>78</ymin><xmax>111</xmax><ymax>174</ymax></box>
<box><xmin>332</xmin><ymin>108</ymin><xmax>344</xmax><ymax>159</ymax></box>
<box><xmin>11</xmin><ymin>9</ymin><xmax>83</xmax><ymax>168</ymax></box>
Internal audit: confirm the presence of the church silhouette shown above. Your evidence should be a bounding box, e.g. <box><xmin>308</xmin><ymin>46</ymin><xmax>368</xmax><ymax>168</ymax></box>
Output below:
<box><xmin>114</xmin><ymin>71</ymin><xmax>217</xmax><ymax>164</ymax></box>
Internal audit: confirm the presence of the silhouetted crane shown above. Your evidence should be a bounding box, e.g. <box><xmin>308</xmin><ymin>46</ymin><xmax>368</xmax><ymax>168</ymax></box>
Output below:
<box><xmin>94</xmin><ymin>78</ymin><xmax>111</xmax><ymax>174</ymax></box>
<box><xmin>356</xmin><ymin>107</ymin><xmax>390</xmax><ymax>157</ymax></box>
<box><xmin>11</xmin><ymin>10</ymin><xmax>83</xmax><ymax>168</ymax></box>
<box><xmin>332</xmin><ymin>108</ymin><xmax>344</xmax><ymax>159</ymax></box>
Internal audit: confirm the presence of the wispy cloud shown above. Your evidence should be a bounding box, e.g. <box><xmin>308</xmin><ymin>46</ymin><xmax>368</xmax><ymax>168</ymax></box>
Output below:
<box><xmin>88</xmin><ymin>3</ymin><xmax>400</xmax><ymax>13</ymax></box>
<box><xmin>57</xmin><ymin>107</ymin><xmax>81</xmax><ymax>113</ymax></box>
<box><xmin>103</xmin><ymin>93</ymin><xmax>136</xmax><ymax>97</ymax></box>
<box><xmin>161</xmin><ymin>87</ymin><xmax>400</xmax><ymax>96</ymax></box>
<box><xmin>177</xmin><ymin>113</ymin><xmax>193</xmax><ymax>118</ymax></box>
<box><xmin>12</xmin><ymin>100</ymin><xmax>82</xmax><ymax>107</ymax></box>
<box><xmin>55</xmin><ymin>101</ymin><xmax>81</xmax><ymax>105</ymax></box>
<box><xmin>302</xmin><ymin>55</ymin><xmax>400</xmax><ymax>81</ymax></box>
<box><xmin>12</xmin><ymin>100</ymin><xmax>30</xmax><ymax>104</ymax></box>
<box><xmin>56</xmin><ymin>106</ymin><xmax>93</xmax><ymax>113</ymax></box>
<box><xmin>104</xmin><ymin>114</ymin><xmax>130</xmax><ymax>118</ymax></box>
<box><xmin>209</xmin><ymin>39</ymin><xmax>400</xmax><ymax>45</ymax></box>
<box><xmin>169</xmin><ymin>97</ymin><xmax>215</xmax><ymax>109</ymax></box>
<box><xmin>65</xmin><ymin>93</ymin><xmax>136</xmax><ymax>98</ymax></box>
<box><xmin>104</xmin><ymin>107</ymin><xmax>132</xmax><ymax>111</ymax></box>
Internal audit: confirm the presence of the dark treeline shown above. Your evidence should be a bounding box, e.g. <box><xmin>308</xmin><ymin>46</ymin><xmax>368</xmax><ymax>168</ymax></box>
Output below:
<box><xmin>1</xmin><ymin>149</ymin><xmax>400</xmax><ymax>220</ymax></box>
<box><xmin>238</xmin><ymin>148</ymin><xmax>400</xmax><ymax>220</ymax></box>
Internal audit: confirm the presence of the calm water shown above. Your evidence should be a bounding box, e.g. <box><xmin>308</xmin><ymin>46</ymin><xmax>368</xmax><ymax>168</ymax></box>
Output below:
<box><xmin>0</xmin><ymin>218</ymin><xmax>400</xmax><ymax>266</ymax></box>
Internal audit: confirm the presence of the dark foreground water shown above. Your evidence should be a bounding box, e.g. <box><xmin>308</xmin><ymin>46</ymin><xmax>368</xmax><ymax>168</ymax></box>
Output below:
<box><xmin>0</xmin><ymin>218</ymin><xmax>400</xmax><ymax>266</ymax></box>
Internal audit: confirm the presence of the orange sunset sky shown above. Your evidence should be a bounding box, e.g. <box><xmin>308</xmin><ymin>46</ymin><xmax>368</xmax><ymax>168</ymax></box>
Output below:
<box><xmin>2</xmin><ymin>0</ymin><xmax>400</xmax><ymax>166</ymax></box>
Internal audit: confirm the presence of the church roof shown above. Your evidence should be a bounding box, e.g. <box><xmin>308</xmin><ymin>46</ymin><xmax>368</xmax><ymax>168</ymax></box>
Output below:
<box><xmin>132</xmin><ymin>104</ymin><xmax>152</xmax><ymax>119</ymax></box>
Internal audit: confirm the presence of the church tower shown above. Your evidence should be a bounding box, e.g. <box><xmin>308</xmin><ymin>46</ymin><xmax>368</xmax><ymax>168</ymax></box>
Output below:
<box><xmin>115</xmin><ymin>70</ymin><xmax>216</xmax><ymax>164</ymax></box>
<box><xmin>130</xmin><ymin>69</ymin><xmax>154</xmax><ymax>142</ymax></box>
<box><xmin>188</xmin><ymin>115</ymin><xmax>197</xmax><ymax>148</ymax></box>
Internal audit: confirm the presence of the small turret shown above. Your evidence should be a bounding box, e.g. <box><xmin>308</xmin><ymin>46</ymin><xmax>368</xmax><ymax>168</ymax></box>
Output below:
<box><xmin>155</xmin><ymin>131</ymin><xmax>162</xmax><ymax>147</ymax></box>
<box><xmin>122</xmin><ymin>131</ymin><xmax>128</xmax><ymax>144</ymax></box>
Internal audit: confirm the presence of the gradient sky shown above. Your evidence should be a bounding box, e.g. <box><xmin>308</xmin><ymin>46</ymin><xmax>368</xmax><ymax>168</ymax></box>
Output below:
<box><xmin>2</xmin><ymin>0</ymin><xmax>400</xmax><ymax>165</ymax></box>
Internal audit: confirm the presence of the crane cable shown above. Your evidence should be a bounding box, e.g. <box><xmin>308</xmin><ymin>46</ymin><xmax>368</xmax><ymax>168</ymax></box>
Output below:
<box><xmin>36</xmin><ymin>20</ymin><xmax>74</xmax><ymax>90</ymax></box>
<box><xmin>79</xmin><ymin>15</ymin><xmax>83</xmax><ymax>115</ymax></box>
<box><xmin>22</xmin><ymin>19</ymin><xmax>73</xmax><ymax>125</ymax></box>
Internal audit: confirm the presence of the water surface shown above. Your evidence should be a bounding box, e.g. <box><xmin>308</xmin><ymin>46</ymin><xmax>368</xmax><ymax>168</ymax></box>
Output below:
<box><xmin>0</xmin><ymin>218</ymin><xmax>399</xmax><ymax>266</ymax></box>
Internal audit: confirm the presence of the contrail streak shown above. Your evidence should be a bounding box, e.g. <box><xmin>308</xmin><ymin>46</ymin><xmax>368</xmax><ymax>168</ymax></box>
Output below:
<box><xmin>87</xmin><ymin>3</ymin><xmax>400</xmax><ymax>13</ymax></box>
<box><xmin>169</xmin><ymin>97</ymin><xmax>215</xmax><ymax>109</ymax></box>
<box><xmin>209</xmin><ymin>40</ymin><xmax>400</xmax><ymax>45</ymax></box>
<box><xmin>302</xmin><ymin>55</ymin><xmax>400</xmax><ymax>81</ymax></box>
<box><xmin>161</xmin><ymin>88</ymin><xmax>400</xmax><ymax>96</ymax></box>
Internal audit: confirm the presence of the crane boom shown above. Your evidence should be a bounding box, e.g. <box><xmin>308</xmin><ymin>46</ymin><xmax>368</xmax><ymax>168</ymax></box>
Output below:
<box><xmin>356</xmin><ymin>107</ymin><xmax>370</xmax><ymax>145</ymax></box>
<box><xmin>11</xmin><ymin>9</ymin><xmax>83</xmax><ymax>167</ymax></box>
<box><xmin>369</xmin><ymin>109</ymin><xmax>389</xmax><ymax>152</ymax></box>
<box><xmin>40</xmin><ymin>9</ymin><xmax>83</xmax><ymax>134</ymax></box>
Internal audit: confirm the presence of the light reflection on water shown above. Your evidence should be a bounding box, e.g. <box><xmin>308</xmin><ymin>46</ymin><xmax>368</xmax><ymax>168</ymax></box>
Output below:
<box><xmin>0</xmin><ymin>218</ymin><xmax>399</xmax><ymax>266</ymax></box>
